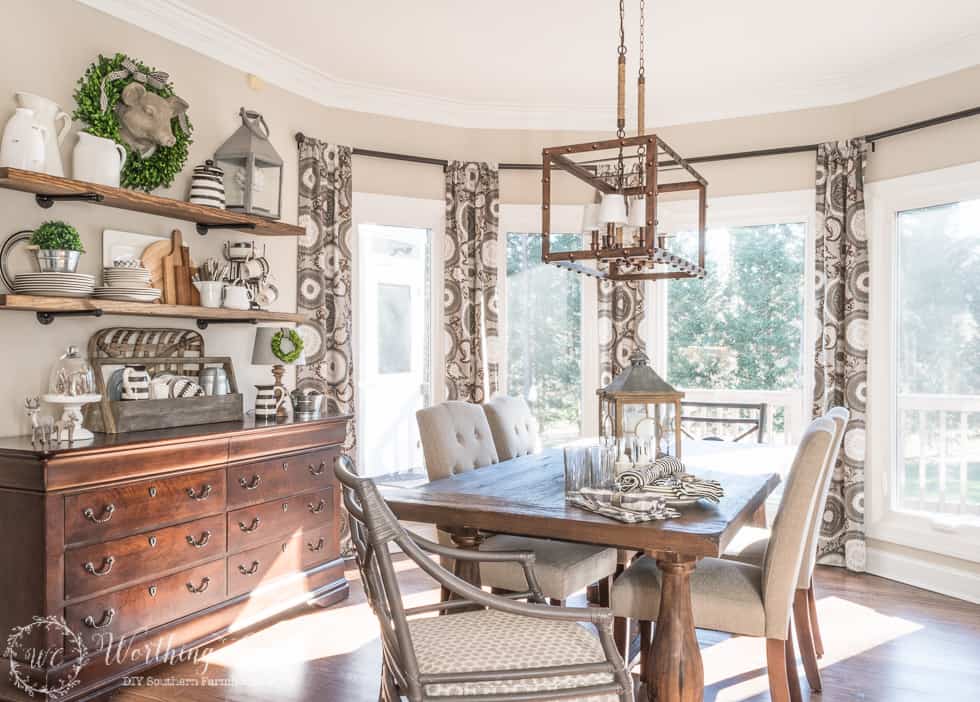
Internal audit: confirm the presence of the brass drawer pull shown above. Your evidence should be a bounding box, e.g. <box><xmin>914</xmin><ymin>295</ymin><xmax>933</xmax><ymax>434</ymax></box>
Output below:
<box><xmin>83</xmin><ymin>504</ymin><xmax>115</xmax><ymax>524</ymax></box>
<box><xmin>186</xmin><ymin>531</ymin><xmax>212</xmax><ymax>548</ymax></box>
<box><xmin>186</xmin><ymin>484</ymin><xmax>213</xmax><ymax>501</ymax></box>
<box><xmin>186</xmin><ymin>577</ymin><xmax>211</xmax><ymax>594</ymax></box>
<box><xmin>238</xmin><ymin>517</ymin><xmax>261</xmax><ymax>533</ymax></box>
<box><xmin>238</xmin><ymin>561</ymin><xmax>260</xmax><ymax>576</ymax></box>
<box><xmin>82</xmin><ymin>608</ymin><xmax>115</xmax><ymax>629</ymax></box>
<box><xmin>307</xmin><ymin>538</ymin><xmax>325</xmax><ymax>553</ymax></box>
<box><xmin>238</xmin><ymin>474</ymin><xmax>261</xmax><ymax>490</ymax></box>
<box><xmin>309</xmin><ymin>461</ymin><xmax>326</xmax><ymax>477</ymax></box>
<box><xmin>307</xmin><ymin>499</ymin><xmax>326</xmax><ymax>514</ymax></box>
<box><xmin>83</xmin><ymin>556</ymin><xmax>115</xmax><ymax>577</ymax></box>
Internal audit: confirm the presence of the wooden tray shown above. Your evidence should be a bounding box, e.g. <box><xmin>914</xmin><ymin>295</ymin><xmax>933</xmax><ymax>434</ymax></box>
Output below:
<box><xmin>84</xmin><ymin>327</ymin><xmax>243</xmax><ymax>434</ymax></box>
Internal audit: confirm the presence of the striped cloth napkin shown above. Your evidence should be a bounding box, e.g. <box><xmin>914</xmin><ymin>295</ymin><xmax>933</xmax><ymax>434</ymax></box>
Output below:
<box><xmin>568</xmin><ymin>488</ymin><xmax>681</xmax><ymax>523</ymax></box>
<box><xmin>615</xmin><ymin>455</ymin><xmax>686</xmax><ymax>492</ymax></box>
<box><xmin>640</xmin><ymin>474</ymin><xmax>725</xmax><ymax>503</ymax></box>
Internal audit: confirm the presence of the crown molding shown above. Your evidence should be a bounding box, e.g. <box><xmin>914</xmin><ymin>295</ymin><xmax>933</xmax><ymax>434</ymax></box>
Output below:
<box><xmin>78</xmin><ymin>0</ymin><xmax>980</xmax><ymax>131</ymax></box>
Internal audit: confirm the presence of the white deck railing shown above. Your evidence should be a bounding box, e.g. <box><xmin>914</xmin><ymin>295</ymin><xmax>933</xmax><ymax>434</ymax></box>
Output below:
<box><xmin>897</xmin><ymin>393</ymin><xmax>980</xmax><ymax>517</ymax></box>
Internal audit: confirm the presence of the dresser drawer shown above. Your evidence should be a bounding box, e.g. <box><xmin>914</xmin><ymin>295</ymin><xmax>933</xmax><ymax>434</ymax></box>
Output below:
<box><xmin>227</xmin><ymin>487</ymin><xmax>334</xmax><ymax>552</ymax></box>
<box><xmin>227</xmin><ymin>447</ymin><xmax>339</xmax><ymax>508</ymax></box>
<box><xmin>65</xmin><ymin>514</ymin><xmax>226</xmax><ymax>600</ymax></box>
<box><xmin>227</xmin><ymin>525</ymin><xmax>336</xmax><ymax>598</ymax></box>
<box><xmin>66</xmin><ymin>558</ymin><xmax>226</xmax><ymax>650</ymax></box>
<box><xmin>65</xmin><ymin>469</ymin><xmax>226</xmax><ymax>544</ymax></box>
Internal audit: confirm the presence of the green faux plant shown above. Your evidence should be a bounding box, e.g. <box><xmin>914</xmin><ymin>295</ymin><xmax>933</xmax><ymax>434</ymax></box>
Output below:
<box><xmin>30</xmin><ymin>221</ymin><xmax>85</xmax><ymax>252</ymax></box>
<box><xmin>73</xmin><ymin>53</ymin><xmax>193</xmax><ymax>192</ymax></box>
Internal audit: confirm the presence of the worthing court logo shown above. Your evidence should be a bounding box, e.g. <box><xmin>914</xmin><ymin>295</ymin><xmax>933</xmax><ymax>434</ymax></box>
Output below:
<box><xmin>4</xmin><ymin>616</ymin><xmax>87</xmax><ymax>698</ymax></box>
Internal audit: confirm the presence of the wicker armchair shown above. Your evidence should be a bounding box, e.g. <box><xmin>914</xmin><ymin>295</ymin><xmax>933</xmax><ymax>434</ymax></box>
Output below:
<box><xmin>335</xmin><ymin>455</ymin><xmax>633</xmax><ymax>702</ymax></box>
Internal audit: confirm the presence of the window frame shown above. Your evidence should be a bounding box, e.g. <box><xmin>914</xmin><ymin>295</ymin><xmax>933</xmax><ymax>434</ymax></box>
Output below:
<box><xmin>647</xmin><ymin>190</ymin><xmax>817</xmax><ymax>442</ymax></box>
<box><xmin>867</xmin><ymin>163</ymin><xmax>980</xmax><ymax>563</ymax></box>
<box><xmin>498</xmin><ymin>204</ymin><xmax>599</xmax><ymax>440</ymax></box>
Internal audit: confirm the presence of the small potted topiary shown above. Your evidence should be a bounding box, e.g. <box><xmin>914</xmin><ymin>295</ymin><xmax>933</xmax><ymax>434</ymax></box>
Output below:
<box><xmin>30</xmin><ymin>221</ymin><xmax>85</xmax><ymax>273</ymax></box>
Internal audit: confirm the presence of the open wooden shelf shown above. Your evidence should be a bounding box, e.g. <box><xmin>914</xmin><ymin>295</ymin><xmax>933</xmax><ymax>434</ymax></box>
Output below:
<box><xmin>0</xmin><ymin>168</ymin><xmax>304</xmax><ymax>237</ymax></box>
<box><xmin>0</xmin><ymin>294</ymin><xmax>304</xmax><ymax>327</ymax></box>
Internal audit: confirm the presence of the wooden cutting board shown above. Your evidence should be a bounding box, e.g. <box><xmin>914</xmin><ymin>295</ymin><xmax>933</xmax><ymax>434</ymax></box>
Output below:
<box><xmin>140</xmin><ymin>239</ymin><xmax>172</xmax><ymax>299</ymax></box>
<box><xmin>160</xmin><ymin>230</ymin><xmax>181</xmax><ymax>305</ymax></box>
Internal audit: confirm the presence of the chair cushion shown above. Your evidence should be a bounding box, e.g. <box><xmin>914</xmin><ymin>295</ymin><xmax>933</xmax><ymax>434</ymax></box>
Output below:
<box><xmin>611</xmin><ymin>556</ymin><xmax>766</xmax><ymax>638</ymax></box>
<box><xmin>722</xmin><ymin>526</ymin><xmax>770</xmax><ymax>567</ymax></box>
<box><xmin>480</xmin><ymin>534</ymin><xmax>618</xmax><ymax>601</ymax></box>
<box><xmin>416</xmin><ymin>402</ymin><xmax>499</xmax><ymax>479</ymax></box>
<box><xmin>409</xmin><ymin>609</ymin><xmax>620</xmax><ymax>700</ymax></box>
<box><xmin>483</xmin><ymin>396</ymin><xmax>541</xmax><ymax>460</ymax></box>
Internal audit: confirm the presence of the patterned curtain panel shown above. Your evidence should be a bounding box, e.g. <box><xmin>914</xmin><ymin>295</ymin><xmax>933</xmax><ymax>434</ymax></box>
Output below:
<box><xmin>444</xmin><ymin>161</ymin><xmax>500</xmax><ymax>403</ymax></box>
<box><xmin>597</xmin><ymin>277</ymin><xmax>647</xmax><ymax>388</ymax></box>
<box><xmin>296</xmin><ymin>137</ymin><xmax>356</xmax><ymax>557</ymax></box>
<box><xmin>812</xmin><ymin>138</ymin><xmax>869</xmax><ymax>572</ymax></box>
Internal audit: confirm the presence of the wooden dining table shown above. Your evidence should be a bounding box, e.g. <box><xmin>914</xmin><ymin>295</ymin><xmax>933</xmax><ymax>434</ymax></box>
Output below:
<box><xmin>380</xmin><ymin>447</ymin><xmax>781</xmax><ymax>702</ymax></box>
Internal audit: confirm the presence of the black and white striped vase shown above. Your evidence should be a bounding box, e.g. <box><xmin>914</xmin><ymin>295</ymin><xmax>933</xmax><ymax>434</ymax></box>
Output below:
<box><xmin>188</xmin><ymin>160</ymin><xmax>226</xmax><ymax>209</ymax></box>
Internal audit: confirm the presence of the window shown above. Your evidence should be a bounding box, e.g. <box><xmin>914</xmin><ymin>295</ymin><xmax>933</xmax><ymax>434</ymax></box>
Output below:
<box><xmin>895</xmin><ymin>200</ymin><xmax>980</xmax><ymax>518</ymax></box>
<box><xmin>655</xmin><ymin>201</ymin><xmax>810</xmax><ymax>444</ymax></box>
<box><xmin>505</xmin><ymin>232</ymin><xmax>583</xmax><ymax>445</ymax></box>
<box><xmin>867</xmin><ymin>163</ymin><xmax>980</xmax><ymax>567</ymax></box>
<box><xmin>352</xmin><ymin>193</ymin><xmax>443</xmax><ymax>482</ymax></box>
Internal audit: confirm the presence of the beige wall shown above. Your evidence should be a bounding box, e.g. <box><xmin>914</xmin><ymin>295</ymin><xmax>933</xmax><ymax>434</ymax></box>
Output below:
<box><xmin>0</xmin><ymin>1</ymin><xmax>978</xmax><ymax>590</ymax></box>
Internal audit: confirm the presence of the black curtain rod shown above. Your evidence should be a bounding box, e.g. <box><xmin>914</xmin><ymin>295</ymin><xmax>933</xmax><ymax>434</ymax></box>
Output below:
<box><xmin>294</xmin><ymin>105</ymin><xmax>980</xmax><ymax>171</ymax></box>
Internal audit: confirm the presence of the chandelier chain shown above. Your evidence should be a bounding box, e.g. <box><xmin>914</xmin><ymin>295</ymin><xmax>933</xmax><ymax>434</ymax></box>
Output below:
<box><xmin>618</xmin><ymin>0</ymin><xmax>627</xmax><ymax>56</ymax></box>
<box><xmin>639</xmin><ymin>0</ymin><xmax>646</xmax><ymax>78</ymax></box>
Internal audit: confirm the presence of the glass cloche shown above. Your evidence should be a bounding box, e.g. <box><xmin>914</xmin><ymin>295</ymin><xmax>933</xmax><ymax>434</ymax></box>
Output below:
<box><xmin>48</xmin><ymin>346</ymin><xmax>96</xmax><ymax>397</ymax></box>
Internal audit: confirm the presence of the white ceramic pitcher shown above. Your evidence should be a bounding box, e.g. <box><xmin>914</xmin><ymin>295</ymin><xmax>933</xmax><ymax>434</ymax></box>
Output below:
<box><xmin>73</xmin><ymin>132</ymin><xmax>127</xmax><ymax>187</ymax></box>
<box><xmin>0</xmin><ymin>108</ymin><xmax>45</xmax><ymax>171</ymax></box>
<box><xmin>15</xmin><ymin>92</ymin><xmax>71</xmax><ymax>176</ymax></box>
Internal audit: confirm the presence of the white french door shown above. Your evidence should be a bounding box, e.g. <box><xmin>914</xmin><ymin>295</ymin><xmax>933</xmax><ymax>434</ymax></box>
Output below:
<box><xmin>352</xmin><ymin>193</ymin><xmax>444</xmax><ymax>479</ymax></box>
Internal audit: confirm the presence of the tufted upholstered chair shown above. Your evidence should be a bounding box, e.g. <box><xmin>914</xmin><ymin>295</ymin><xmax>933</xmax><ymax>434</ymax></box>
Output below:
<box><xmin>416</xmin><ymin>401</ymin><xmax>500</xmax><ymax>479</ymax></box>
<box><xmin>416</xmin><ymin>401</ymin><xmax>618</xmax><ymax>605</ymax></box>
<box><xmin>611</xmin><ymin>416</ymin><xmax>837</xmax><ymax>702</ymax></box>
<box><xmin>483</xmin><ymin>395</ymin><xmax>541</xmax><ymax>460</ymax></box>
<box><xmin>335</xmin><ymin>455</ymin><xmax>634</xmax><ymax>702</ymax></box>
<box><xmin>722</xmin><ymin>407</ymin><xmax>849</xmax><ymax>693</ymax></box>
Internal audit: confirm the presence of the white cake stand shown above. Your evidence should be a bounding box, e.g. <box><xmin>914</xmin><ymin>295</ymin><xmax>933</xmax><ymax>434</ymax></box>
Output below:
<box><xmin>41</xmin><ymin>394</ymin><xmax>101</xmax><ymax>442</ymax></box>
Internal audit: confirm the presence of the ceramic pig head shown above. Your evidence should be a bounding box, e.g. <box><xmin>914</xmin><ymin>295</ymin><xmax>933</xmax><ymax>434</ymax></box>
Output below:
<box><xmin>115</xmin><ymin>82</ymin><xmax>189</xmax><ymax>158</ymax></box>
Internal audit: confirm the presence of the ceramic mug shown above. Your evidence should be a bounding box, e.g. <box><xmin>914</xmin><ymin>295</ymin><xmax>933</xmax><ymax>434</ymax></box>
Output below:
<box><xmin>254</xmin><ymin>384</ymin><xmax>286</xmax><ymax>420</ymax></box>
<box><xmin>120</xmin><ymin>365</ymin><xmax>150</xmax><ymax>400</ymax></box>
<box><xmin>194</xmin><ymin>280</ymin><xmax>225</xmax><ymax>308</ymax></box>
<box><xmin>222</xmin><ymin>285</ymin><xmax>253</xmax><ymax>310</ymax></box>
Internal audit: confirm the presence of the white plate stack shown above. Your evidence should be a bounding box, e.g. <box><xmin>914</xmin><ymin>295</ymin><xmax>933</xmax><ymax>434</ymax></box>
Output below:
<box><xmin>94</xmin><ymin>266</ymin><xmax>162</xmax><ymax>302</ymax></box>
<box><xmin>13</xmin><ymin>272</ymin><xmax>96</xmax><ymax>298</ymax></box>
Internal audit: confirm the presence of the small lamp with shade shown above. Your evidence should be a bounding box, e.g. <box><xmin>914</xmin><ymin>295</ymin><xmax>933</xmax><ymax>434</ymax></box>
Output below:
<box><xmin>251</xmin><ymin>327</ymin><xmax>305</xmax><ymax>419</ymax></box>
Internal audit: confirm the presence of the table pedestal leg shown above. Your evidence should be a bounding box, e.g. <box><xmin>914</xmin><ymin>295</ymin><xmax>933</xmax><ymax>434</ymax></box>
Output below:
<box><xmin>644</xmin><ymin>554</ymin><xmax>703</xmax><ymax>702</ymax></box>
<box><xmin>442</xmin><ymin>528</ymin><xmax>484</xmax><ymax>611</ymax></box>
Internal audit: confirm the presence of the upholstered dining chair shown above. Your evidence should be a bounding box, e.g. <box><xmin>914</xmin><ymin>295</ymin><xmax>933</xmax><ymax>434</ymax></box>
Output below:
<box><xmin>610</xmin><ymin>416</ymin><xmax>837</xmax><ymax>702</ymax></box>
<box><xmin>416</xmin><ymin>401</ymin><xmax>618</xmax><ymax>606</ymax></box>
<box><xmin>722</xmin><ymin>407</ymin><xmax>849</xmax><ymax>693</ymax></box>
<box><xmin>482</xmin><ymin>395</ymin><xmax>541</xmax><ymax>460</ymax></box>
<box><xmin>335</xmin><ymin>455</ymin><xmax>634</xmax><ymax>702</ymax></box>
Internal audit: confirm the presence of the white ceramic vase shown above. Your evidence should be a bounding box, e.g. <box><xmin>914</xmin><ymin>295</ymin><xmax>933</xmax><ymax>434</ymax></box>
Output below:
<box><xmin>0</xmin><ymin>107</ymin><xmax>45</xmax><ymax>171</ymax></box>
<box><xmin>73</xmin><ymin>132</ymin><xmax>127</xmax><ymax>187</ymax></box>
<box><xmin>15</xmin><ymin>92</ymin><xmax>71</xmax><ymax>177</ymax></box>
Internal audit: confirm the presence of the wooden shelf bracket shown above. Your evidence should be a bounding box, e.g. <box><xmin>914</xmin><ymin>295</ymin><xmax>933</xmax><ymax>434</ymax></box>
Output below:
<box><xmin>36</xmin><ymin>308</ymin><xmax>104</xmax><ymax>325</ymax></box>
<box><xmin>36</xmin><ymin>192</ymin><xmax>104</xmax><ymax>209</ymax></box>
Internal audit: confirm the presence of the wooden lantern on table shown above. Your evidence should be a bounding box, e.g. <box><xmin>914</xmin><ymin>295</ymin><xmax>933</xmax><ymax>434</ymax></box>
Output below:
<box><xmin>597</xmin><ymin>350</ymin><xmax>684</xmax><ymax>459</ymax></box>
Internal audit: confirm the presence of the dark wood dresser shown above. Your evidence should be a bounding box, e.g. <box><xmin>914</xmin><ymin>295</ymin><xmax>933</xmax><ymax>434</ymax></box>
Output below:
<box><xmin>0</xmin><ymin>415</ymin><xmax>351</xmax><ymax>701</ymax></box>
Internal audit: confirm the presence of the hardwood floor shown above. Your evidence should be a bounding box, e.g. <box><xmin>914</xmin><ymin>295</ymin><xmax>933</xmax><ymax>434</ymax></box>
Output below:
<box><xmin>109</xmin><ymin>560</ymin><xmax>980</xmax><ymax>702</ymax></box>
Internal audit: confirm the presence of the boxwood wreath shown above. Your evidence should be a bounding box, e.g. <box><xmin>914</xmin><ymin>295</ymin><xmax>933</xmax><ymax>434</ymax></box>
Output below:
<box><xmin>271</xmin><ymin>328</ymin><xmax>304</xmax><ymax>364</ymax></box>
<box><xmin>73</xmin><ymin>53</ymin><xmax>193</xmax><ymax>192</ymax></box>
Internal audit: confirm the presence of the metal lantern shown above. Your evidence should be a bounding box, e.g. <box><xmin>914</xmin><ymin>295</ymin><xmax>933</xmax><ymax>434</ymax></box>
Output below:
<box><xmin>597</xmin><ymin>350</ymin><xmax>684</xmax><ymax>459</ymax></box>
<box><xmin>214</xmin><ymin>108</ymin><xmax>283</xmax><ymax>220</ymax></box>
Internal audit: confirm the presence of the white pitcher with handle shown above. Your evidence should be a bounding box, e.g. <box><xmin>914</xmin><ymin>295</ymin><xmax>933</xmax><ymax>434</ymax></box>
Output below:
<box><xmin>15</xmin><ymin>92</ymin><xmax>71</xmax><ymax>176</ymax></box>
<box><xmin>72</xmin><ymin>132</ymin><xmax>127</xmax><ymax>187</ymax></box>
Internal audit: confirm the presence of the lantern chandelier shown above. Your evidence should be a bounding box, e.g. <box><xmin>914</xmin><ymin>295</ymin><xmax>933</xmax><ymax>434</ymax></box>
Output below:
<box><xmin>541</xmin><ymin>0</ymin><xmax>708</xmax><ymax>281</ymax></box>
